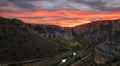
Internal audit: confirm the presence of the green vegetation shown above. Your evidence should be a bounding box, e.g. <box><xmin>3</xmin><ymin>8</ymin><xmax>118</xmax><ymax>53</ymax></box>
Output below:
<box><xmin>52</xmin><ymin>38</ymin><xmax>82</xmax><ymax>49</ymax></box>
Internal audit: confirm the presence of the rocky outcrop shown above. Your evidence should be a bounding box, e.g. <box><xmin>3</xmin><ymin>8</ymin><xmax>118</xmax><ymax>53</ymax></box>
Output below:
<box><xmin>28</xmin><ymin>19</ymin><xmax>120</xmax><ymax>47</ymax></box>
<box><xmin>72</xmin><ymin>19</ymin><xmax>120</xmax><ymax>48</ymax></box>
<box><xmin>27</xmin><ymin>24</ymin><xmax>75</xmax><ymax>40</ymax></box>
<box><xmin>95</xmin><ymin>41</ymin><xmax>120</xmax><ymax>64</ymax></box>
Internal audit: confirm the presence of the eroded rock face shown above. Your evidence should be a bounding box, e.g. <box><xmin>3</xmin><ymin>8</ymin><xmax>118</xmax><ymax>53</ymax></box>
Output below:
<box><xmin>27</xmin><ymin>24</ymin><xmax>75</xmax><ymax>40</ymax></box>
<box><xmin>95</xmin><ymin>54</ymin><xmax>105</xmax><ymax>64</ymax></box>
<box><xmin>95</xmin><ymin>41</ymin><xmax>120</xmax><ymax>64</ymax></box>
<box><xmin>73</xmin><ymin>19</ymin><xmax>120</xmax><ymax>47</ymax></box>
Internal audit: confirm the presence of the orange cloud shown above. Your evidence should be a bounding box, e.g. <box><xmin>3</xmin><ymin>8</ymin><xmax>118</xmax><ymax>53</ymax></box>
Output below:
<box><xmin>0</xmin><ymin>10</ymin><xmax>120</xmax><ymax>27</ymax></box>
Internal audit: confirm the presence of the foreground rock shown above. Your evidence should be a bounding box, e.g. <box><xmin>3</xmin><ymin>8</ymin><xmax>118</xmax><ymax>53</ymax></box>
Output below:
<box><xmin>95</xmin><ymin>41</ymin><xmax>120</xmax><ymax>64</ymax></box>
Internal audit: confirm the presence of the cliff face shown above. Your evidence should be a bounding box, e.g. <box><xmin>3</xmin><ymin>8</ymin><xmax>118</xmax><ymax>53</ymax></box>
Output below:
<box><xmin>95</xmin><ymin>41</ymin><xmax>120</xmax><ymax>64</ymax></box>
<box><xmin>73</xmin><ymin>19</ymin><xmax>120</xmax><ymax>47</ymax></box>
<box><xmin>72</xmin><ymin>19</ymin><xmax>120</xmax><ymax>64</ymax></box>
<box><xmin>0</xmin><ymin>17</ymin><xmax>66</xmax><ymax>64</ymax></box>
<box><xmin>1</xmin><ymin>17</ymin><xmax>119</xmax><ymax>65</ymax></box>
<box><xmin>29</xmin><ymin>19</ymin><xmax>120</xmax><ymax>47</ymax></box>
<box><xmin>29</xmin><ymin>19</ymin><xmax>120</xmax><ymax>65</ymax></box>
<box><xmin>27</xmin><ymin>24</ymin><xmax>75</xmax><ymax>40</ymax></box>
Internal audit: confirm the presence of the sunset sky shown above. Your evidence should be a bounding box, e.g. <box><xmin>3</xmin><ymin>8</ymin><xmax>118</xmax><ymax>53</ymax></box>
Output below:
<box><xmin>0</xmin><ymin>0</ymin><xmax>120</xmax><ymax>27</ymax></box>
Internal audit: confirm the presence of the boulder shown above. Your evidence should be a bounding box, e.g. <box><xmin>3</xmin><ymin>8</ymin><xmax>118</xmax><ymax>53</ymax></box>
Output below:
<box><xmin>95</xmin><ymin>41</ymin><xmax>120</xmax><ymax>64</ymax></box>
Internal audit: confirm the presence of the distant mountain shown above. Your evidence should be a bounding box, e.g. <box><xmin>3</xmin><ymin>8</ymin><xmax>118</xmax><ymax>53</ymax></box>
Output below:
<box><xmin>70</xmin><ymin>19</ymin><xmax>120</xmax><ymax>66</ymax></box>
<box><xmin>0</xmin><ymin>17</ymin><xmax>120</xmax><ymax>65</ymax></box>
<box><xmin>73</xmin><ymin>19</ymin><xmax>120</xmax><ymax>47</ymax></box>
<box><xmin>27</xmin><ymin>24</ymin><xmax>83</xmax><ymax>50</ymax></box>
<box><xmin>27</xmin><ymin>24</ymin><xmax>75</xmax><ymax>40</ymax></box>
<box><xmin>28</xmin><ymin>19</ymin><xmax>120</xmax><ymax>47</ymax></box>
<box><xmin>28</xmin><ymin>19</ymin><xmax>120</xmax><ymax>65</ymax></box>
<box><xmin>0</xmin><ymin>17</ymin><xmax>66</xmax><ymax>64</ymax></box>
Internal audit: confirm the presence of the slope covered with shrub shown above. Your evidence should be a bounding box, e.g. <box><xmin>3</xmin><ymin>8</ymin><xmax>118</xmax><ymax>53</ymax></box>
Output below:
<box><xmin>52</xmin><ymin>38</ymin><xmax>82</xmax><ymax>50</ymax></box>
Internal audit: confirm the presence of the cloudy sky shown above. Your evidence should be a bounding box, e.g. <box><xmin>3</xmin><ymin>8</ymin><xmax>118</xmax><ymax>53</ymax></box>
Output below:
<box><xmin>0</xmin><ymin>0</ymin><xmax>120</xmax><ymax>27</ymax></box>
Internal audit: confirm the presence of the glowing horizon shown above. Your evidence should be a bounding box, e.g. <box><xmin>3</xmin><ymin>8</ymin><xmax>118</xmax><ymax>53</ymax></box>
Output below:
<box><xmin>0</xmin><ymin>0</ymin><xmax>120</xmax><ymax>27</ymax></box>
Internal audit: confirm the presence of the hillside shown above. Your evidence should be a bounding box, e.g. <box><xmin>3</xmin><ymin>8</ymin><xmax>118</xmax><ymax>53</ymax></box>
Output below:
<box><xmin>27</xmin><ymin>24</ymin><xmax>75</xmax><ymax>40</ymax></box>
<box><xmin>26</xmin><ymin>19</ymin><xmax>120</xmax><ymax>66</ymax></box>
<box><xmin>28</xmin><ymin>19</ymin><xmax>120</xmax><ymax>48</ymax></box>
<box><xmin>0</xmin><ymin>17</ymin><xmax>66</xmax><ymax>64</ymax></box>
<box><xmin>72</xmin><ymin>19</ymin><xmax>120</xmax><ymax>48</ymax></box>
<box><xmin>70</xmin><ymin>19</ymin><xmax>120</xmax><ymax>66</ymax></box>
<box><xmin>0</xmin><ymin>17</ymin><xmax>119</xmax><ymax>66</ymax></box>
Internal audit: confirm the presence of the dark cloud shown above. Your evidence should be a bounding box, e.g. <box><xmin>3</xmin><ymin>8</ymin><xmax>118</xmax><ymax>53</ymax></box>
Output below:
<box><xmin>71</xmin><ymin>0</ymin><xmax>120</xmax><ymax>11</ymax></box>
<box><xmin>0</xmin><ymin>9</ymin><xmax>26</xmax><ymax>14</ymax></box>
<box><xmin>51</xmin><ymin>16</ymin><xmax>80</xmax><ymax>20</ymax></box>
<box><xmin>20</xmin><ymin>16</ymin><xmax>80</xmax><ymax>20</ymax></box>
<box><xmin>31</xmin><ymin>0</ymin><xmax>120</xmax><ymax>11</ymax></box>
<box><xmin>0</xmin><ymin>0</ymin><xmax>120</xmax><ymax>13</ymax></box>
<box><xmin>20</xmin><ymin>16</ymin><xmax>45</xmax><ymax>19</ymax></box>
<box><xmin>0</xmin><ymin>0</ymin><xmax>38</xmax><ymax>12</ymax></box>
<box><xmin>0</xmin><ymin>0</ymin><xmax>8</xmax><ymax>6</ymax></box>
<box><xmin>13</xmin><ymin>2</ymin><xmax>35</xmax><ymax>9</ymax></box>
<box><xmin>30</xmin><ymin>0</ymin><xmax>93</xmax><ymax>11</ymax></box>
<box><xmin>6</xmin><ymin>0</ymin><xmax>40</xmax><ymax>2</ymax></box>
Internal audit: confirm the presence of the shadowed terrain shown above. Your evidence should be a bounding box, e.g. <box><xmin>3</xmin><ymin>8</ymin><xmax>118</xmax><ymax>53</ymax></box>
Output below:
<box><xmin>0</xmin><ymin>17</ymin><xmax>67</xmax><ymax>64</ymax></box>
<box><xmin>0</xmin><ymin>17</ymin><xmax>120</xmax><ymax>66</ymax></box>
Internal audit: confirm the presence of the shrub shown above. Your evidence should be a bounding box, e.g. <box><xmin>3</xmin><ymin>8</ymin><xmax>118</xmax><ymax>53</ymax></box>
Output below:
<box><xmin>52</xmin><ymin>38</ymin><xmax>82</xmax><ymax>49</ymax></box>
